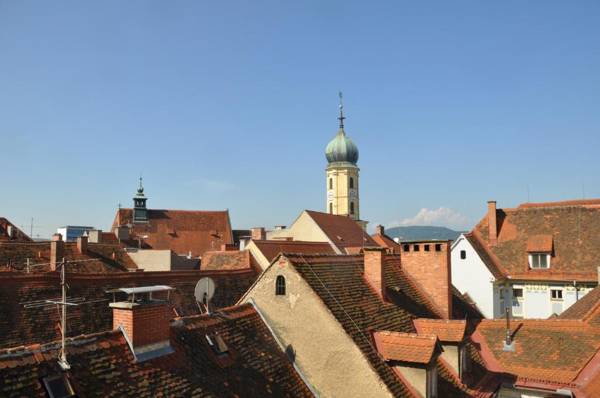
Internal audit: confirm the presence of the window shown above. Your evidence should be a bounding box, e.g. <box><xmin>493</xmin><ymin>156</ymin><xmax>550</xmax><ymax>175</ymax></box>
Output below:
<box><xmin>424</xmin><ymin>244</ymin><xmax>430</xmax><ymax>252</ymax></box>
<box><xmin>459</xmin><ymin>346</ymin><xmax>471</xmax><ymax>378</ymax></box>
<box><xmin>529</xmin><ymin>253</ymin><xmax>550</xmax><ymax>269</ymax></box>
<box><xmin>42</xmin><ymin>374</ymin><xmax>76</xmax><ymax>398</ymax></box>
<box><xmin>329</xmin><ymin>178</ymin><xmax>333</xmax><ymax>189</ymax></box>
<box><xmin>413</xmin><ymin>244</ymin><xmax>420</xmax><ymax>252</ymax></box>
<box><xmin>512</xmin><ymin>288</ymin><xmax>523</xmax><ymax>298</ymax></box>
<box><xmin>276</xmin><ymin>275</ymin><xmax>286</xmax><ymax>295</ymax></box>
<box><xmin>426</xmin><ymin>365</ymin><xmax>438</xmax><ymax>398</ymax></box>
<box><xmin>551</xmin><ymin>289</ymin><xmax>563</xmax><ymax>300</ymax></box>
<box><xmin>350</xmin><ymin>202</ymin><xmax>355</xmax><ymax>215</ymax></box>
<box><xmin>329</xmin><ymin>203</ymin><xmax>333</xmax><ymax>214</ymax></box>
<box><xmin>349</xmin><ymin>177</ymin><xmax>354</xmax><ymax>189</ymax></box>
<box><xmin>403</xmin><ymin>244</ymin><xmax>410</xmax><ymax>252</ymax></box>
<box><xmin>434</xmin><ymin>244</ymin><xmax>442</xmax><ymax>252</ymax></box>
<box><xmin>460</xmin><ymin>250</ymin><xmax>466</xmax><ymax>259</ymax></box>
<box><xmin>499</xmin><ymin>288</ymin><xmax>505</xmax><ymax>300</ymax></box>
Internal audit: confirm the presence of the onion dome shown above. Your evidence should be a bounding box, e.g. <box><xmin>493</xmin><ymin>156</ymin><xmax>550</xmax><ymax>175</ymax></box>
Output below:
<box><xmin>325</xmin><ymin>93</ymin><xmax>359</xmax><ymax>165</ymax></box>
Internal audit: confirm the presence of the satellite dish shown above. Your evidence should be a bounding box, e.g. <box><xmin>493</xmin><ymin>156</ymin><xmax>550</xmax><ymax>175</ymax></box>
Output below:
<box><xmin>194</xmin><ymin>277</ymin><xmax>216</xmax><ymax>314</ymax></box>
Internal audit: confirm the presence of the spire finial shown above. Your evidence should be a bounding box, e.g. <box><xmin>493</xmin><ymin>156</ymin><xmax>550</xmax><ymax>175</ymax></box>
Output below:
<box><xmin>338</xmin><ymin>91</ymin><xmax>345</xmax><ymax>129</ymax></box>
<box><xmin>137</xmin><ymin>175</ymin><xmax>144</xmax><ymax>194</ymax></box>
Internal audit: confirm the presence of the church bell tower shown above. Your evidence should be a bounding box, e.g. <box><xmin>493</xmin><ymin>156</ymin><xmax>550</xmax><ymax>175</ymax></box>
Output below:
<box><xmin>325</xmin><ymin>93</ymin><xmax>362</xmax><ymax>224</ymax></box>
<box><xmin>133</xmin><ymin>177</ymin><xmax>149</xmax><ymax>224</ymax></box>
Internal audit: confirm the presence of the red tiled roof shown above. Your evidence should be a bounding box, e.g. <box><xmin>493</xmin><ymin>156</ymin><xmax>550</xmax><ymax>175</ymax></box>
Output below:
<box><xmin>304</xmin><ymin>210</ymin><xmax>377</xmax><ymax>249</ymax></box>
<box><xmin>371</xmin><ymin>233</ymin><xmax>401</xmax><ymax>252</ymax></box>
<box><xmin>0</xmin><ymin>241</ymin><xmax>137</xmax><ymax>273</ymax></box>
<box><xmin>559</xmin><ymin>285</ymin><xmax>600</xmax><ymax>321</ymax></box>
<box><xmin>283</xmin><ymin>253</ymin><xmax>482</xmax><ymax>397</ymax></box>
<box><xmin>526</xmin><ymin>234</ymin><xmax>553</xmax><ymax>253</ymax></box>
<box><xmin>413</xmin><ymin>319</ymin><xmax>466</xmax><ymax>343</ymax></box>
<box><xmin>470</xmin><ymin>200</ymin><xmax>600</xmax><ymax>281</ymax></box>
<box><xmin>0</xmin><ymin>218</ymin><xmax>32</xmax><ymax>242</ymax></box>
<box><xmin>201</xmin><ymin>250</ymin><xmax>256</xmax><ymax>271</ymax></box>
<box><xmin>112</xmin><ymin>209</ymin><xmax>233</xmax><ymax>257</ymax></box>
<box><xmin>252</xmin><ymin>240</ymin><xmax>335</xmax><ymax>263</ymax></box>
<box><xmin>372</xmin><ymin>331</ymin><xmax>439</xmax><ymax>364</ymax></box>
<box><xmin>0</xmin><ymin>303</ymin><xmax>312</xmax><ymax>397</ymax></box>
<box><xmin>0</xmin><ymin>269</ymin><xmax>257</xmax><ymax>349</ymax></box>
<box><xmin>473</xmin><ymin>319</ymin><xmax>600</xmax><ymax>386</ymax></box>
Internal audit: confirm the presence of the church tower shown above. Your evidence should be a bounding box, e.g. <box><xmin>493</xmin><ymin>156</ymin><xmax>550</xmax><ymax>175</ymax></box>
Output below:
<box><xmin>325</xmin><ymin>93</ymin><xmax>362</xmax><ymax>224</ymax></box>
<box><xmin>133</xmin><ymin>177</ymin><xmax>149</xmax><ymax>224</ymax></box>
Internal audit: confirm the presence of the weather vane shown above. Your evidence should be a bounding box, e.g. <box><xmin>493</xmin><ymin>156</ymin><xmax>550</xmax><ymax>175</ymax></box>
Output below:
<box><xmin>338</xmin><ymin>91</ymin><xmax>345</xmax><ymax>129</ymax></box>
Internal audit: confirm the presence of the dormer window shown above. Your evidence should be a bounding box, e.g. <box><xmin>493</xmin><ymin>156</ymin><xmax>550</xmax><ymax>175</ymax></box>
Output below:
<box><xmin>42</xmin><ymin>374</ymin><xmax>76</xmax><ymax>398</ymax></box>
<box><xmin>529</xmin><ymin>253</ymin><xmax>550</xmax><ymax>269</ymax></box>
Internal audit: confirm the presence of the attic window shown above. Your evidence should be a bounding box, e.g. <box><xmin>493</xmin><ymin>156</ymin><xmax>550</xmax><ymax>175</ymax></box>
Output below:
<box><xmin>276</xmin><ymin>275</ymin><xmax>286</xmax><ymax>295</ymax></box>
<box><xmin>424</xmin><ymin>244</ymin><xmax>430</xmax><ymax>252</ymax></box>
<box><xmin>460</xmin><ymin>250</ymin><xmax>466</xmax><ymax>259</ymax></box>
<box><xmin>529</xmin><ymin>253</ymin><xmax>550</xmax><ymax>269</ymax></box>
<box><xmin>42</xmin><ymin>374</ymin><xmax>76</xmax><ymax>398</ymax></box>
<box><xmin>435</xmin><ymin>244</ymin><xmax>442</xmax><ymax>252</ymax></box>
<box><xmin>413</xmin><ymin>244</ymin><xmax>420</xmax><ymax>252</ymax></box>
<box><xmin>206</xmin><ymin>333</ymin><xmax>229</xmax><ymax>356</ymax></box>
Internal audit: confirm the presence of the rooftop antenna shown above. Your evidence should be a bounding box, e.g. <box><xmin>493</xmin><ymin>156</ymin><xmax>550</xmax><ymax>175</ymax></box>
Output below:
<box><xmin>194</xmin><ymin>277</ymin><xmax>216</xmax><ymax>315</ymax></box>
<box><xmin>45</xmin><ymin>258</ymin><xmax>80</xmax><ymax>370</ymax></box>
<box><xmin>338</xmin><ymin>91</ymin><xmax>345</xmax><ymax>129</ymax></box>
<box><xmin>503</xmin><ymin>307</ymin><xmax>515</xmax><ymax>352</ymax></box>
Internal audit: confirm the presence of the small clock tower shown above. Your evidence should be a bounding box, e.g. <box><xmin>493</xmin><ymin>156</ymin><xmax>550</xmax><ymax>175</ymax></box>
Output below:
<box><xmin>325</xmin><ymin>93</ymin><xmax>363</xmax><ymax>226</ymax></box>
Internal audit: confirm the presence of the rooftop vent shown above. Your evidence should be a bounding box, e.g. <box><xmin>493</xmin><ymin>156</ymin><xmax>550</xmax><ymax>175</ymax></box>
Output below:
<box><xmin>206</xmin><ymin>333</ymin><xmax>229</xmax><ymax>356</ymax></box>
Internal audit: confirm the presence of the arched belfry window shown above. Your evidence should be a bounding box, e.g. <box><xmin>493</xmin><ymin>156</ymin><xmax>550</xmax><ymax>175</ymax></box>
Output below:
<box><xmin>350</xmin><ymin>202</ymin><xmax>355</xmax><ymax>215</ymax></box>
<box><xmin>276</xmin><ymin>275</ymin><xmax>286</xmax><ymax>296</ymax></box>
<box><xmin>329</xmin><ymin>178</ymin><xmax>333</xmax><ymax>189</ymax></box>
<box><xmin>349</xmin><ymin>177</ymin><xmax>354</xmax><ymax>189</ymax></box>
<box><xmin>329</xmin><ymin>203</ymin><xmax>333</xmax><ymax>214</ymax></box>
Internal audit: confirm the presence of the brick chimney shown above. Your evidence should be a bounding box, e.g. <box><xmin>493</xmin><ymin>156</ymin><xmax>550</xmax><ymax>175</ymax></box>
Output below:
<box><xmin>50</xmin><ymin>233</ymin><xmax>64</xmax><ymax>271</ymax></box>
<box><xmin>375</xmin><ymin>225</ymin><xmax>385</xmax><ymax>236</ymax></box>
<box><xmin>77</xmin><ymin>235</ymin><xmax>88</xmax><ymax>254</ymax></box>
<box><xmin>364</xmin><ymin>247</ymin><xmax>386</xmax><ymax>300</ymax></box>
<box><xmin>110</xmin><ymin>290</ymin><xmax>173</xmax><ymax>361</ymax></box>
<box><xmin>251</xmin><ymin>227</ymin><xmax>266</xmax><ymax>241</ymax></box>
<box><xmin>401</xmin><ymin>241</ymin><xmax>453</xmax><ymax>319</ymax></box>
<box><xmin>488</xmin><ymin>201</ymin><xmax>498</xmax><ymax>246</ymax></box>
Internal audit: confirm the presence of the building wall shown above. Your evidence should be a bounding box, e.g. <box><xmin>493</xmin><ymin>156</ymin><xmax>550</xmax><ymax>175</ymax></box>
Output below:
<box><xmin>441</xmin><ymin>345</ymin><xmax>459</xmax><ymax>374</ymax></box>
<box><xmin>326</xmin><ymin>165</ymin><xmax>360</xmax><ymax>221</ymax></box>
<box><xmin>273</xmin><ymin>212</ymin><xmax>340</xmax><ymax>254</ymax></box>
<box><xmin>241</xmin><ymin>258</ymin><xmax>392</xmax><ymax>398</ymax></box>
<box><xmin>394</xmin><ymin>366</ymin><xmax>426</xmax><ymax>397</ymax></box>
<box><xmin>245</xmin><ymin>241</ymin><xmax>271</xmax><ymax>270</ymax></box>
<box><xmin>451</xmin><ymin>236</ymin><xmax>497</xmax><ymax>319</ymax></box>
<box><xmin>127</xmin><ymin>249</ymin><xmax>172</xmax><ymax>271</ymax></box>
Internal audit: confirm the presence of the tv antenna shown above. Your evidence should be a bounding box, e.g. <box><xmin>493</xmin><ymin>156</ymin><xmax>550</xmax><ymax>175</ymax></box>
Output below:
<box><xmin>45</xmin><ymin>258</ymin><xmax>80</xmax><ymax>370</ymax></box>
<box><xmin>194</xmin><ymin>277</ymin><xmax>216</xmax><ymax>315</ymax></box>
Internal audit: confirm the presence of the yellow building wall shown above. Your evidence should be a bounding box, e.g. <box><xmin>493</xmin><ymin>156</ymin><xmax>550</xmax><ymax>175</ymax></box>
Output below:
<box><xmin>326</xmin><ymin>165</ymin><xmax>360</xmax><ymax>220</ymax></box>
<box><xmin>240</xmin><ymin>258</ymin><xmax>393</xmax><ymax>398</ymax></box>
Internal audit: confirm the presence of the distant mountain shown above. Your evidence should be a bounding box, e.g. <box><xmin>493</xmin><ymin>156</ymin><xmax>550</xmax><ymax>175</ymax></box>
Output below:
<box><xmin>384</xmin><ymin>226</ymin><xmax>464</xmax><ymax>242</ymax></box>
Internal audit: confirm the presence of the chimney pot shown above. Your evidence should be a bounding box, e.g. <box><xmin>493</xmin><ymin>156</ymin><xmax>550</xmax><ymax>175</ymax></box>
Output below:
<box><xmin>364</xmin><ymin>247</ymin><xmax>386</xmax><ymax>300</ymax></box>
<box><xmin>487</xmin><ymin>201</ymin><xmax>498</xmax><ymax>246</ymax></box>
<box><xmin>50</xmin><ymin>238</ymin><xmax>64</xmax><ymax>271</ymax></box>
<box><xmin>375</xmin><ymin>225</ymin><xmax>385</xmax><ymax>236</ymax></box>
<box><xmin>77</xmin><ymin>236</ymin><xmax>88</xmax><ymax>254</ymax></box>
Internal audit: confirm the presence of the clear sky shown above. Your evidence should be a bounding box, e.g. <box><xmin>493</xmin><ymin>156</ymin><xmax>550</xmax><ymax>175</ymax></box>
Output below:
<box><xmin>1</xmin><ymin>1</ymin><xmax>599</xmax><ymax>239</ymax></box>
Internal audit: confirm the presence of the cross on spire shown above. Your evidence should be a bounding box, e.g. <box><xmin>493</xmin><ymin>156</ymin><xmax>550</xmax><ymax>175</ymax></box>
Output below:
<box><xmin>338</xmin><ymin>91</ymin><xmax>345</xmax><ymax>129</ymax></box>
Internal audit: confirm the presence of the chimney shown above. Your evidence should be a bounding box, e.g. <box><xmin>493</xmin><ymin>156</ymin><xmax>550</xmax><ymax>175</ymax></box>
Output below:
<box><xmin>364</xmin><ymin>247</ymin><xmax>386</xmax><ymax>300</ymax></box>
<box><xmin>375</xmin><ymin>225</ymin><xmax>385</xmax><ymax>236</ymax></box>
<box><xmin>6</xmin><ymin>225</ymin><xmax>14</xmax><ymax>239</ymax></box>
<box><xmin>110</xmin><ymin>286</ymin><xmax>174</xmax><ymax>361</ymax></box>
<box><xmin>251</xmin><ymin>227</ymin><xmax>266</xmax><ymax>241</ymax></box>
<box><xmin>401</xmin><ymin>241</ymin><xmax>453</xmax><ymax>319</ymax></box>
<box><xmin>77</xmin><ymin>235</ymin><xmax>88</xmax><ymax>254</ymax></box>
<box><xmin>50</xmin><ymin>233</ymin><xmax>64</xmax><ymax>271</ymax></box>
<box><xmin>488</xmin><ymin>201</ymin><xmax>498</xmax><ymax>246</ymax></box>
<box><xmin>88</xmin><ymin>229</ymin><xmax>102</xmax><ymax>244</ymax></box>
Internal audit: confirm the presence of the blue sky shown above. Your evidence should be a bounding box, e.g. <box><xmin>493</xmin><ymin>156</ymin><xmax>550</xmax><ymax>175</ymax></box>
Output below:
<box><xmin>1</xmin><ymin>1</ymin><xmax>599</xmax><ymax>238</ymax></box>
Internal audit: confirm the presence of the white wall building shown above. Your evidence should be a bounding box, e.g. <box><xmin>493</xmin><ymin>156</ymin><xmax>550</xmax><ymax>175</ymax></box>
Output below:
<box><xmin>451</xmin><ymin>200</ymin><xmax>599</xmax><ymax>319</ymax></box>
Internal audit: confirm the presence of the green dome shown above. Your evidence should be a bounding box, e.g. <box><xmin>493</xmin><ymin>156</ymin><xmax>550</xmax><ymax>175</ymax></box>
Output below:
<box><xmin>325</xmin><ymin>128</ymin><xmax>359</xmax><ymax>165</ymax></box>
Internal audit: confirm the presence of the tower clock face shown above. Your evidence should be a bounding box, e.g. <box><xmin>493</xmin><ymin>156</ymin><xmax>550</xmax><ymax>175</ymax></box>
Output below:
<box><xmin>349</xmin><ymin>189</ymin><xmax>358</xmax><ymax>199</ymax></box>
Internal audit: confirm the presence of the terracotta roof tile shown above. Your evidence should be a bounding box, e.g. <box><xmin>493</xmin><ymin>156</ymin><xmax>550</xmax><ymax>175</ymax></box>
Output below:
<box><xmin>471</xmin><ymin>200</ymin><xmax>600</xmax><ymax>281</ymax></box>
<box><xmin>413</xmin><ymin>319</ymin><xmax>466</xmax><ymax>343</ymax></box>
<box><xmin>0</xmin><ymin>218</ymin><xmax>32</xmax><ymax>242</ymax></box>
<box><xmin>304</xmin><ymin>210</ymin><xmax>377</xmax><ymax>249</ymax></box>
<box><xmin>371</xmin><ymin>233</ymin><xmax>401</xmax><ymax>253</ymax></box>
<box><xmin>372</xmin><ymin>331</ymin><xmax>439</xmax><ymax>364</ymax></box>
<box><xmin>0</xmin><ymin>269</ymin><xmax>257</xmax><ymax>349</ymax></box>
<box><xmin>112</xmin><ymin>209</ymin><xmax>233</xmax><ymax>257</ymax></box>
<box><xmin>201</xmin><ymin>250</ymin><xmax>255</xmax><ymax>271</ymax></box>
<box><xmin>0</xmin><ymin>304</ymin><xmax>312</xmax><ymax>397</ymax></box>
<box><xmin>526</xmin><ymin>234</ymin><xmax>553</xmax><ymax>253</ymax></box>
<box><xmin>559</xmin><ymin>285</ymin><xmax>600</xmax><ymax>321</ymax></box>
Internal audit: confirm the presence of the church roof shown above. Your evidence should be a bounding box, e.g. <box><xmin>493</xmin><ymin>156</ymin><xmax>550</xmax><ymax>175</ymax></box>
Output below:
<box><xmin>325</xmin><ymin>128</ymin><xmax>359</xmax><ymax>165</ymax></box>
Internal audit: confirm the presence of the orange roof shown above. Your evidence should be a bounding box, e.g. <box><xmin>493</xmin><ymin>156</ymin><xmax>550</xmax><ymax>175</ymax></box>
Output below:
<box><xmin>305</xmin><ymin>210</ymin><xmax>376</xmax><ymax>249</ymax></box>
<box><xmin>112</xmin><ymin>209</ymin><xmax>233</xmax><ymax>257</ymax></box>
<box><xmin>201</xmin><ymin>250</ymin><xmax>255</xmax><ymax>271</ymax></box>
<box><xmin>0</xmin><ymin>218</ymin><xmax>32</xmax><ymax>242</ymax></box>
<box><xmin>470</xmin><ymin>199</ymin><xmax>600</xmax><ymax>281</ymax></box>
<box><xmin>251</xmin><ymin>240</ymin><xmax>334</xmax><ymax>263</ymax></box>
<box><xmin>371</xmin><ymin>233</ymin><xmax>401</xmax><ymax>252</ymax></box>
<box><xmin>372</xmin><ymin>331</ymin><xmax>440</xmax><ymax>364</ymax></box>
<box><xmin>473</xmin><ymin>319</ymin><xmax>600</xmax><ymax>385</ymax></box>
<box><xmin>413</xmin><ymin>319</ymin><xmax>466</xmax><ymax>343</ymax></box>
